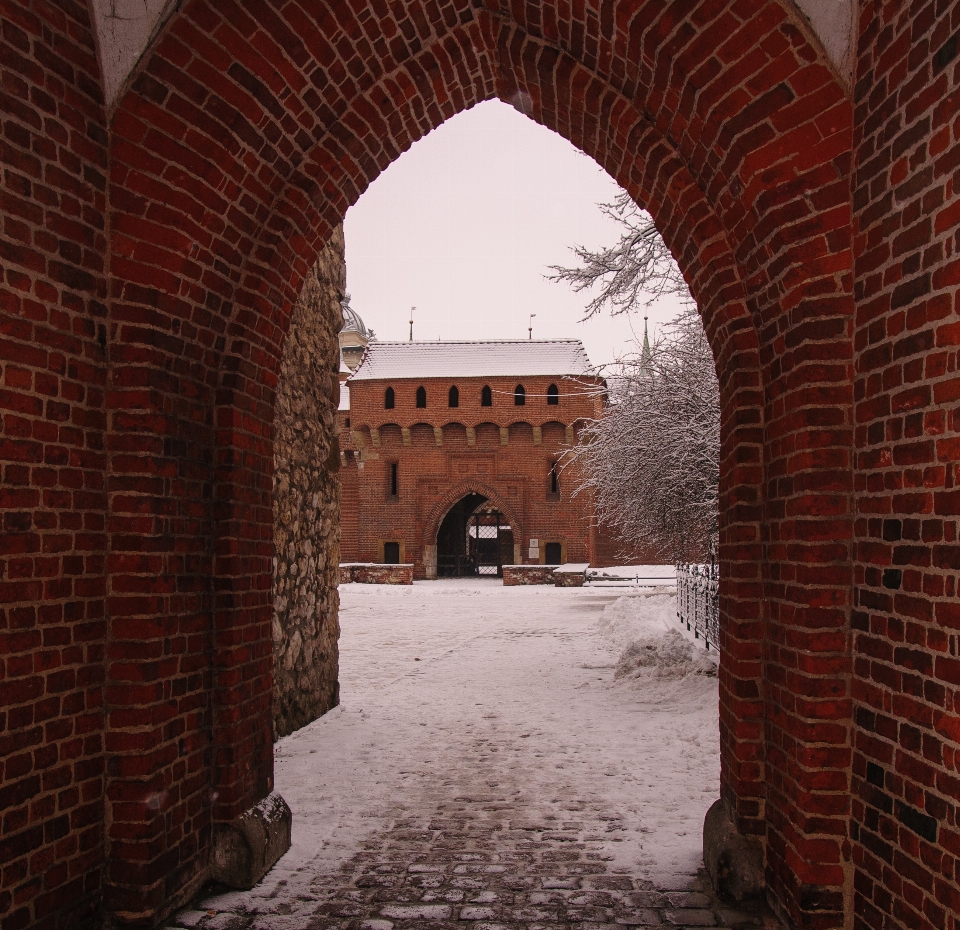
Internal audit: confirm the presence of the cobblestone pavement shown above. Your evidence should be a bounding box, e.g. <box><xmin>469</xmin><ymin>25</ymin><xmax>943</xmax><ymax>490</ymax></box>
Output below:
<box><xmin>165</xmin><ymin>795</ymin><xmax>782</xmax><ymax>930</ymax></box>
<box><xmin>164</xmin><ymin>582</ymin><xmax>783</xmax><ymax>930</ymax></box>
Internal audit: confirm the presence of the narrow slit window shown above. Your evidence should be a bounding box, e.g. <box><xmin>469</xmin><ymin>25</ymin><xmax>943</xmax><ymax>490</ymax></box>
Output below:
<box><xmin>448</xmin><ymin>385</ymin><xmax>459</xmax><ymax>408</ymax></box>
<box><xmin>390</xmin><ymin>462</ymin><xmax>398</xmax><ymax>497</ymax></box>
<box><xmin>481</xmin><ymin>385</ymin><xmax>492</xmax><ymax>406</ymax></box>
<box><xmin>550</xmin><ymin>461</ymin><xmax>559</xmax><ymax>494</ymax></box>
<box><xmin>547</xmin><ymin>383</ymin><xmax>559</xmax><ymax>405</ymax></box>
<box><xmin>514</xmin><ymin>384</ymin><xmax>525</xmax><ymax>406</ymax></box>
<box><xmin>384</xmin><ymin>386</ymin><xmax>395</xmax><ymax>409</ymax></box>
<box><xmin>416</xmin><ymin>386</ymin><xmax>427</xmax><ymax>408</ymax></box>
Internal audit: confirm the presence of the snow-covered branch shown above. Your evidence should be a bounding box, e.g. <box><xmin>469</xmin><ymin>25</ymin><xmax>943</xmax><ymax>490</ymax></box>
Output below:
<box><xmin>546</xmin><ymin>191</ymin><xmax>689</xmax><ymax>318</ymax></box>
<box><xmin>573</xmin><ymin>309</ymin><xmax>719</xmax><ymax>563</ymax></box>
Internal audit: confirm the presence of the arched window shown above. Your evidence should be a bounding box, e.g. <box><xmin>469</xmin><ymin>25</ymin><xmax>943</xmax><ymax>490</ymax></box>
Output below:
<box><xmin>384</xmin><ymin>386</ymin><xmax>395</xmax><ymax>409</ymax></box>
<box><xmin>547</xmin><ymin>383</ymin><xmax>559</xmax><ymax>405</ymax></box>
<box><xmin>416</xmin><ymin>386</ymin><xmax>427</xmax><ymax>408</ymax></box>
<box><xmin>514</xmin><ymin>384</ymin><xmax>525</xmax><ymax>406</ymax></box>
<box><xmin>481</xmin><ymin>385</ymin><xmax>492</xmax><ymax>406</ymax></box>
<box><xmin>448</xmin><ymin>385</ymin><xmax>459</xmax><ymax>408</ymax></box>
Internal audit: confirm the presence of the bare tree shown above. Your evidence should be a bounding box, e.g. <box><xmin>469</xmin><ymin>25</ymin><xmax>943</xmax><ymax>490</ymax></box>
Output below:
<box><xmin>547</xmin><ymin>191</ymin><xmax>689</xmax><ymax>317</ymax></box>
<box><xmin>550</xmin><ymin>191</ymin><xmax>719</xmax><ymax>561</ymax></box>
<box><xmin>573</xmin><ymin>311</ymin><xmax>719</xmax><ymax>562</ymax></box>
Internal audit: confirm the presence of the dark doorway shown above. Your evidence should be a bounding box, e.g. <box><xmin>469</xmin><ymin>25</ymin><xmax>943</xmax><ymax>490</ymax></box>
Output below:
<box><xmin>544</xmin><ymin>542</ymin><xmax>562</xmax><ymax>565</ymax></box>
<box><xmin>436</xmin><ymin>494</ymin><xmax>514</xmax><ymax>577</ymax></box>
<box><xmin>383</xmin><ymin>541</ymin><xmax>400</xmax><ymax>564</ymax></box>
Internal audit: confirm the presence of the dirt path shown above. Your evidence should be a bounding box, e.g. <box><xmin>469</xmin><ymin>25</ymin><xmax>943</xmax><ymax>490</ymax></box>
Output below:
<box><xmin>164</xmin><ymin>580</ymin><xmax>781</xmax><ymax>930</ymax></box>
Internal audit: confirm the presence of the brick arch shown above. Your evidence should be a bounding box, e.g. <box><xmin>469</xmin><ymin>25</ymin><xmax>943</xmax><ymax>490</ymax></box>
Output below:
<box><xmin>423</xmin><ymin>482</ymin><xmax>525</xmax><ymax>549</ymax></box>
<box><xmin>104</xmin><ymin>1</ymin><xmax>853</xmax><ymax>926</ymax></box>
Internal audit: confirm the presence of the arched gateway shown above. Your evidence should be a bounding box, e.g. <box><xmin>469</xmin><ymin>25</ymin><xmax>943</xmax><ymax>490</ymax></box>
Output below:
<box><xmin>435</xmin><ymin>493</ymin><xmax>516</xmax><ymax>578</ymax></box>
<box><xmin>3</xmin><ymin>1</ymin><xmax>956</xmax><ymax>929</ymax></box>
<box><xmin>338</xmin><ymin>340</ymin><xmax>609</xmax><ymax>575</ymax></box>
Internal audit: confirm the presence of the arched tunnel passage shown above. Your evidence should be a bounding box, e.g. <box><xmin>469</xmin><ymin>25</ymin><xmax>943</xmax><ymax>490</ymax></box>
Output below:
<box><xmin>436</xmin><ymin>493</ymin><xmax>516</xmax><ymax>578</ymax></box>
<box><xmin>17</xmin><ymin>0</ymin><xmax>950</xmax><ymax>924</ymax></box>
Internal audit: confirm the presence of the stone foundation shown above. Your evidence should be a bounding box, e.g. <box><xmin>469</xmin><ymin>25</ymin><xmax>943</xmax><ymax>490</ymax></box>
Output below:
<box><xmin>272</xmin><ymin>227</ymin><xmax>345</xmax><ymax>740</ymax></box>
<box><xmin>553</xmin><ymin>564</ymin><xmax>589</xmax><ymax>587</ymax></box>
<box><xmin>502</xmin><ymin>565</ymin><xmax>556</xmax><ymax>585</ymax></box>
<box><xmin>341</xmin><ymin>563</ymin><xmax>415</xmax><ymax>585</ymax></box>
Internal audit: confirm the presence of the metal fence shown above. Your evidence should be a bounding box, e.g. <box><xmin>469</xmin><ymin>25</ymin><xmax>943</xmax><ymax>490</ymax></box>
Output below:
<box><xmin>676</xmin><ymin>560</ymin><xmax>719</xmax><ymax>650</ymax></box>
<box><xmin>584</xmin><ymin>569</ymin><xmax>676</xmax><ymax>588</ymax></box>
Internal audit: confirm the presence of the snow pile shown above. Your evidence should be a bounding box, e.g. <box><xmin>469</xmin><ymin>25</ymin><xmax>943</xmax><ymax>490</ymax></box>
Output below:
<box><xmin>614</xmin><ymin>630</ymin><xmax>715</xmax><ymax>681</ymax></box>
<box><xmin>596</xmin><ymin>591</ymin><xmax>680</xmax><ymax>648</ymax></box>
<box><xmin>597</xmin><ymin>593</ymin><xmax>717</xmax><ymax>700</ymax></box>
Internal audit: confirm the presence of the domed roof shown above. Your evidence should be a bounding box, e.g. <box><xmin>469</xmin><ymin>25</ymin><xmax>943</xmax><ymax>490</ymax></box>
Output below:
<box><xmin>340</xmin><ymin>295</ymin><xmax>370</xmax><ymax>338</ymax></box>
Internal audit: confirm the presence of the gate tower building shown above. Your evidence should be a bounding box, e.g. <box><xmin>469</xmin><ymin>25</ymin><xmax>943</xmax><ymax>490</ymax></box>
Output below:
<box><xmin>338</xmin><ymin>334</ymin><xmax>633</xmax><ymax>578</ymax></box>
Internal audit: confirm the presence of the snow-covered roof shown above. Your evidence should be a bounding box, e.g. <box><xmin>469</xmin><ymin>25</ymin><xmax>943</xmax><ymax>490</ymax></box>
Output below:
<box><xmin>348</xmin><ymin>340</ymin><xmax>593</xmax><ymax>381</ymax></box>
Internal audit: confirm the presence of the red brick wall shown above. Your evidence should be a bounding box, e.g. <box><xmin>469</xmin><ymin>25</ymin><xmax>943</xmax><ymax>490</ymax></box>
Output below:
<box><xmin>9</xmin><ymin>0</ymin><xmax>952</xmax><ymax>927</ymax></box>
<box><xmin>342</xmin><ymin>372</ymin><xmax>676</xmax><ymax>572</ymax></box>
<box><xmin>0</xmin><ymin>0</ymin><xmax>108</xmax><ymax>927</ymax></box>
<box><xmin>341</xmin><ymin>374</ymin><xmax>602</xmax><ymax>574</ymax></box>
<box><xmin>852</xmin><ymin>2</ymin><xmax>960</xmax><ymax>928</ymax></box>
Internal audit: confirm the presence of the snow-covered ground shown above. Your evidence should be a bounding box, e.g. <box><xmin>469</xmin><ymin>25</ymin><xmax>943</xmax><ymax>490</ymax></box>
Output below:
<box><xmin>208</xmin><ymin>577</ymin><xmax>721</xmax><ymax>918</ymax></box>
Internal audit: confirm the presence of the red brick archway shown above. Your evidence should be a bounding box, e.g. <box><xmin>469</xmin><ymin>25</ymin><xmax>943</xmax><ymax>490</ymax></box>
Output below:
<box><xmin>103</xmin><ymin>2</ymin><xmax>854</xmax><ymax>923</ymax></box>
<box><xmin>104</xmin><ymin>1</ymin><xmax>854</xmax><ymax>925</ymax></box>
<box><xmin>424</xmin><ymin>481</ymin><xmax>525</xmax><ymax>553</ymax></box>
<box><xmin>1</xmin><ymin>0</ymin><xmax>869</xmax><ymax>926</ymax></box>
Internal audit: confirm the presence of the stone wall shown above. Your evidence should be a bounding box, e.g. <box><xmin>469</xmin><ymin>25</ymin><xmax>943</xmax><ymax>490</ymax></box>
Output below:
<box><xmin>340</xmin><ymin>563</ymin><xmax>415</xmax><ymax>585</ymax></box>
<box><xmin>502</xmin><ymin>565</ymin><xmax>556</xmax><ymax>586</ymax></box>
<box><xmin>272</xmin><ymin>227</ymin><xmax>345</xmax><ymax>739</ymax></box>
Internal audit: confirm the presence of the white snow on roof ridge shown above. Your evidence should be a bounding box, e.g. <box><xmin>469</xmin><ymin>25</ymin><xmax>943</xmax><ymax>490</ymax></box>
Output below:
<box><xmin>368</xmin><ymin>338</ymin><xmax>583</xmax><ymax>344</ymax></box>
<box><xmin>348</xmin><ymin>339</ymin><xmax>594</xmax><ymax>381</ymax></box>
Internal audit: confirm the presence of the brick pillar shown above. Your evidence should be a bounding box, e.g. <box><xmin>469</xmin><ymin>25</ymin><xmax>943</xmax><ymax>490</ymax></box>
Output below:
<box><xmin>0</xmin><ymin>1</ymin><xmax>108</xmax><ymax>927</ymax></box>
<box><xmin>851</xmin><ymin>2</ymin><xmax>960</xmax><ymax>927</ymax></box>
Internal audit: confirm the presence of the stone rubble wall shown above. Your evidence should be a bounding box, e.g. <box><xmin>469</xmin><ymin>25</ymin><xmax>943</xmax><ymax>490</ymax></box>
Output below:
<box><xmin>272</xmin><ymin>226</ymin><xmax>345</xmax><ymax>739</ymax></box>
<box><xmin>502</xmin><ymin>565</ymin><xmax>556</xmax><ymax>586</ymax></box>
<box><xmin>340</xmin><ymin>563</ymin><xmax>415</xmax><ymax>585</ymax></box>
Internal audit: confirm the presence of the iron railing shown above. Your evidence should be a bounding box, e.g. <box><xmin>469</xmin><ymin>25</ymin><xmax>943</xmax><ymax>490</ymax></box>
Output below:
<box><xmin>584</xmin><ymin>569</ymin><xmax>676</xmax><ymax>588</ymax></box>
<box><xmin>676</xmin><ymin>560</ymin><xmax>719</xmax><ymax>650</ymax></box>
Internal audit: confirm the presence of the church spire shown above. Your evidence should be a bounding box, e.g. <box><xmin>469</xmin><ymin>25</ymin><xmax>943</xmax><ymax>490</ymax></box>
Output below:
<box><xmin>640</xmin><ymin>315</ymin><xmax>652</xmax><ymax>376</ymax></box>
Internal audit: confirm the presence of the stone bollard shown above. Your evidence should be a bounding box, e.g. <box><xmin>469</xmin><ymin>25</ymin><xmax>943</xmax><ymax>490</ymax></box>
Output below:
<box><xmin>702</xmin><ymin>799</ymin><xmax>764</xmax><ymax>902</ymax></box>
<box><xmin>210</xmin><ymin>792</ymin><xmax>292</xmax><ymax>890</ymax></box>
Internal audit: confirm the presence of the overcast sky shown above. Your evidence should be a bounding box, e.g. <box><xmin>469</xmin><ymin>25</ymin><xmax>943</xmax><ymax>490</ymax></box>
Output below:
<box><xmin>343</xmin><ymin>100</ymin><xmax>689</xmax><ymax>371</ymax></box>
